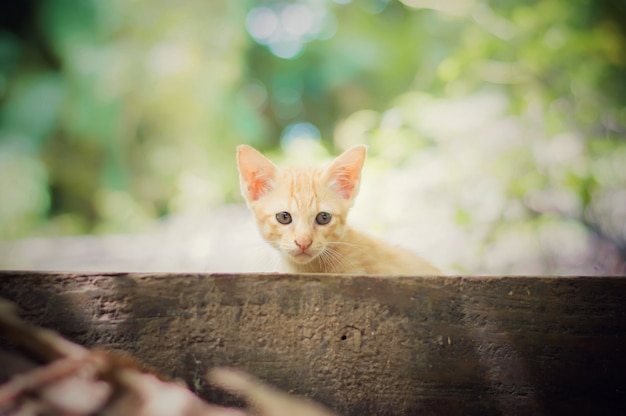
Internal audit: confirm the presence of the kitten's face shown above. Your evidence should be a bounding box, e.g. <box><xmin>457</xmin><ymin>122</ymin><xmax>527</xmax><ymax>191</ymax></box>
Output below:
<box><xmin>237</xmin><ymin>145</ymin><xmax>366</xmax><ymax>265</ymax></box>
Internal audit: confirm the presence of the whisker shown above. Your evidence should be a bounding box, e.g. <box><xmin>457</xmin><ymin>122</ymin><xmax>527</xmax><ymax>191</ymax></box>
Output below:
<box><xmin>327</xmin><ymin>241</ymin><xmax>365</xmax><ymax>249</ymax></box>
<box><xmin>320</xmin><ymin>246</ymin><xmax>356</xmax><ymax>273</ymax></box>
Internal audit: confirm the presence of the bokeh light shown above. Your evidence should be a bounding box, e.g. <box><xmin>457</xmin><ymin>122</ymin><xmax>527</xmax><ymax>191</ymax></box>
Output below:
<box><xmin>245</xmin><ymin>1</ymin><xmax>338</xmax><ymax>59</ymax></box>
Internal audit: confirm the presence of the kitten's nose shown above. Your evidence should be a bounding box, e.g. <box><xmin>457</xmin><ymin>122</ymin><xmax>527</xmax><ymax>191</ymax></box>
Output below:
<box><xmin>294</xmin><ymin>238</ymin><xmax>312</xmax><ymax>251</ymax></box>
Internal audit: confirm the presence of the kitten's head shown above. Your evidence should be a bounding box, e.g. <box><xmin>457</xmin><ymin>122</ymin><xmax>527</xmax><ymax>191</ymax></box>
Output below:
<box><xmin>237</xmin><ymin>144</ymin><xmax>366</xmax><ymax>265</ymax></box>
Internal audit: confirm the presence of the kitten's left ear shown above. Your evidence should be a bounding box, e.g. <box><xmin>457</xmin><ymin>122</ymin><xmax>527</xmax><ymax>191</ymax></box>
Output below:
<box><xmin>324</xmin><ymin>145</ymin><xmax>367</xmax><ymax>200</ymax></box>
<box><xmin>237</xmin><ymin>145</ymin><xmax>278</xmax><ymax>202</ymax></box>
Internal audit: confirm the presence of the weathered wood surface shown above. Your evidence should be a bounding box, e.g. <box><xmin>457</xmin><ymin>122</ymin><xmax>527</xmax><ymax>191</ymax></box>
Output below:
<box><xmin>0</xmin><ymin>271</ymin><xmax>625</xmax><ymax>415</ymax></box>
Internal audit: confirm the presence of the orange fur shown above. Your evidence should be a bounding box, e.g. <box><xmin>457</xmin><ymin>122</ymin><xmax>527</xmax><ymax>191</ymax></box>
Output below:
<box><xmin>237</xmin><ymin>144</ymin><xmax>441</xmax><ymax>275</ymax></box>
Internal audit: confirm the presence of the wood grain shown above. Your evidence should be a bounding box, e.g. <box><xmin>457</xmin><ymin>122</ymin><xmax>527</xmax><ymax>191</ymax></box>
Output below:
<box><xmin>1</xmin><ymin>271</ymin><xmax>625</xmax><ymax>415</ymax></box>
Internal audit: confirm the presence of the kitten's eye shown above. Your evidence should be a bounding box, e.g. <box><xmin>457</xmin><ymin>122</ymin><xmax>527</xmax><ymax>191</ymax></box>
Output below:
<box><xmin>276</xmin><ymin>211</ymin><xmax>292</xmax><ymax>225</ymax></box>
<box><xmin>315</xmin><ymin>212</ymin><xmax>332</xmax><ymax>225</ymax></box>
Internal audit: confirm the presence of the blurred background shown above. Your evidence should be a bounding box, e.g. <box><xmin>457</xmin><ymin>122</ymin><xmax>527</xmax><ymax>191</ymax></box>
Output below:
<box><xmin>0</xmin><ymin>0</ymin><xmax>625</xmax><ymax>274</ymax></box>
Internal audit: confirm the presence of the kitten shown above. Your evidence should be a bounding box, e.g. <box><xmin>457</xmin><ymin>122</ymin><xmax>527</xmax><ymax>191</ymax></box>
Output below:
<box><xmin>236</xmin><ymin>144</ymin><xmax>441</xmax><ymax>275</ymax></box>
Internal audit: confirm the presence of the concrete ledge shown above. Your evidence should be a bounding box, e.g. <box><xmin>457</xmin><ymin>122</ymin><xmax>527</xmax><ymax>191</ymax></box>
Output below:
<box><xmin>1</xmin><ymin>271</ymin><xmax>625</xmax><ymax>415</ymax></box>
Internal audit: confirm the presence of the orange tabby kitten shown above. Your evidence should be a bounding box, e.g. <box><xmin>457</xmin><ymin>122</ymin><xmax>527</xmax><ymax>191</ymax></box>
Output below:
<box><xmin>237</xmin><ymin>144</ymin><xmax>440</xmax><ymax>275</ymax></box>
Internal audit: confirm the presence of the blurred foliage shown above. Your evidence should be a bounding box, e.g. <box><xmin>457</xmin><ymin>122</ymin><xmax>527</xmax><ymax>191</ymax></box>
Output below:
<box><xmin>0</xmin><ymin>0</ymin><xmax>625</xmax><ymax>272</ymax></box>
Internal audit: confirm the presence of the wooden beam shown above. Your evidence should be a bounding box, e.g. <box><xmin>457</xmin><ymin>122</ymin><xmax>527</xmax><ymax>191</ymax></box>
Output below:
<box><xmin>1</xmin><ymin>271</ymin><xmax>625</xmax><ymax>415</ymax></box>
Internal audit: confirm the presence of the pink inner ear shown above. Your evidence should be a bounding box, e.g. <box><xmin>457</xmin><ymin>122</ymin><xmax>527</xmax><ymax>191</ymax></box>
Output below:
<box><xmin>332</xmin><ymin>167</ymin><xmax>358</xmax><ymax>199</ymax></box>
<box><xmin>237</xmin><ymin>145</ymin><xmax>277</xmax><ymax>201</ymax></box>
<box><xmin>247</xmin><ymin>171</ymin><xmax>271</xmax><ymax>201</ymax></box>
<box><xmin>326</xmin><ymin>145</ymin><xmax>366</xmax><ymax>200</ymax></box>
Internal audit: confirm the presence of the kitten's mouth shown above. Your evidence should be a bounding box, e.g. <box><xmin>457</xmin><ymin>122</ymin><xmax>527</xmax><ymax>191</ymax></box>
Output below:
<box><xmin>290</xmin><ymin>250</ymin><xmax>317</xmax><ymax>264</ymax></box>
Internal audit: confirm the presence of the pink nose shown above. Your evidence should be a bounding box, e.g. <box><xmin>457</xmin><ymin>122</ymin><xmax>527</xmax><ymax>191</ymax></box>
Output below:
<box><xmin>295</xmin><ymin>238</ymin><xmax>312</xmax><ymax>251</ymax></box>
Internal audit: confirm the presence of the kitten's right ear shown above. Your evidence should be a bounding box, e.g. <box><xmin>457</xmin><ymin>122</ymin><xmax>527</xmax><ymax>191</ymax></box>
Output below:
<box><xmin>324</xmin><ymin>144</ymin><xmax>367</xmax><ymax>201</ymax></box>
<box><xmin>237</xmin><ymin>145</ymin><xmax>277</xmax><ymax>201</ymax></box>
